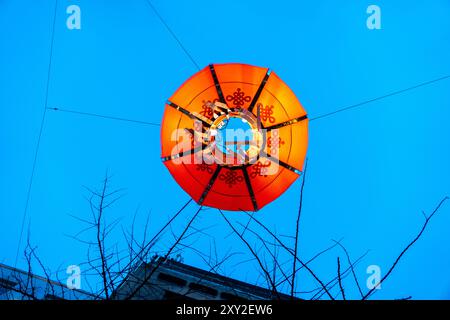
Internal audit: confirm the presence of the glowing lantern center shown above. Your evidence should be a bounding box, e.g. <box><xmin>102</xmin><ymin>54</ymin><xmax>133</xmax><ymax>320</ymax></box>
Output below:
<box><xmin>207</xmin><ymin>106</ymin><xmax>264</xmax><ymax>167</ymax></box>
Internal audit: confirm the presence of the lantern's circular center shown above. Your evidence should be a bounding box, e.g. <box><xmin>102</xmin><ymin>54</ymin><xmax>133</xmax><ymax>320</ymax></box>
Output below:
<box><xmin>207</xmin><ymin>109</ymin><xmax>264</xmax><ymax>167</ymax></box>
<box><xmin>216</xmin><ymin>117</ymin><xmax>253</xmax><ymax>155</ymax></box>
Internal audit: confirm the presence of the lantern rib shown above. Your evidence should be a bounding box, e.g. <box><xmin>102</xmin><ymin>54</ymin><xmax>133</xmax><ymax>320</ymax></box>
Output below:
<box><xmin>198</xmin><ymin>166</ymin><xmax>222</xmax><ymax>204</ymax></box>
<box><xmin>260</xmin><ymin>152</ymin><xmax>302</xmax><ymax>175</ymax></box>
<box><xmin>161</xmin><ymin>145</ymin><xmax>204</xmax><ymax>162</ymax></box>
<box><xmin>248</xmin><ymin>69</ymin><xmax>271</xmax><ymax>113</ymax></box>
<box><xmin>265</xmin><ymin>114</ymin><xmax>308</xmax><ymax>131</ymax></box>
<box><xmin>242</xmin><ymin>167</ymin><xmax>258</xmax><ymax>211</ymax></box>
<box><xmin>167</xmin><ymin>100</ymin><xmax>213</xmax><ymax>126</ymax></box>
<box><xmin>208</xmin><ymin>64</ymin><xmax>226</xmax><ymax>103</ymax></box>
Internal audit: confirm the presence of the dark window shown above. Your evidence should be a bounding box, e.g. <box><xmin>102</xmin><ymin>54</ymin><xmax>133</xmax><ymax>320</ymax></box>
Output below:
<box><xmin>0</xmin><ymin>278</ymin><xmax>18</xmax><ymax>295</ymax></box>
<box><xmin>188</xmin><ymin>283</ymin><xmax>218</xmax><ymax>297</ymax></box>
<box><xmin>157</xmin><ymin>272</ymin><xmax>187</xmax><ymax>287</ymax></box>
<box><xmin>163</xmin><ymin>290</ymin><xmax>195</xmax><ymax>300</ymax></box>
<box><xmin>220</xmin><ymin>292</ymin><xmax>247</xmax><ymax>300</ymax></box>
<box><xmin>44</xmin><ymin>294</ymin><xmax>64</xmax><ymax>300</ymax></box>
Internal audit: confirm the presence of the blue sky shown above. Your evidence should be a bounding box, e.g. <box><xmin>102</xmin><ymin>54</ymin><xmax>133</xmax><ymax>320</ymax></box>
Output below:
<box><xmin>1</xmin><ymin>0</ymin><xmax>450</xmax><ymax>299</ymax></box>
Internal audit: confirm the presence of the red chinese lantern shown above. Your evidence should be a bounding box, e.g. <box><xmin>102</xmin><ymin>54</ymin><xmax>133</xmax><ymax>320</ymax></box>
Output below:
<box><xmin>161</xmin><ymin>63</ymin><xmax>308</xmax><ymax>211</ymax></box>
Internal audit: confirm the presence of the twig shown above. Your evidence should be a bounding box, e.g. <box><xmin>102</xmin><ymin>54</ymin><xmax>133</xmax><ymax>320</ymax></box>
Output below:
<box><xmin>362</xmin><ymin>197</ymin><xmax>449</xmax><ymax>300</ymax></box>
<box><xmin>244</xmin><ymin>212</ymin><xmax>334</xmax><ymax>299</ymax></box>
<box><xmin>124</xmin><ymin>205</ymin><xmax>202</xmax><ymax>300</ymax></box>
<box><xmin>332</xmin><ymin>239</ymin><xmax>364</xmax><ymax>298</ymax></box>
<box><xmin>337</xmin><ymin>257</ymin><xmax>346</xmax><ymax>300</ymax></box>
<box><xmin>291</xmin><ymin>160</ymin><xmax>307</xmax><ymax>298</ymax></box>
<box><xmin>220</xmin><ymin>210</ymin><xmax>281</xmax><ymax>299</ymax></box>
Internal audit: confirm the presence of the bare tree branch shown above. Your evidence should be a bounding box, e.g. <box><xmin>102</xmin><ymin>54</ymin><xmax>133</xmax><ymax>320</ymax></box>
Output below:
<box><xmin>337</xmin><ymin>257</ymin><xmax>346</xmax><ymax>300</ymax></box>
<box><xmin>291</xmin><ymin>160</ymin><xmax>307</xmax><ymax>298</ymax></box>
<box><xmin>219</xmin><ymin>210</ymin><xmax>281</xmax><ymax>299</ymax></box>
<box><xmin>243</xmin><ymin>212</ymin><xmax>334</xmax><ymax>300</ymax></box>
<box><xmin>332</xmin><ymin>239</ymin><xmax>364</xmax><ymax>298</ymax></box>
<box><xmin>124</xmin><ymin>205</ymin><xmax>202</xmax><ymax>300</ymax></box>
<box><xmin>362</xmin><ymin>196</ymin><xmax>449</xmax><ymax>300</ymax></box>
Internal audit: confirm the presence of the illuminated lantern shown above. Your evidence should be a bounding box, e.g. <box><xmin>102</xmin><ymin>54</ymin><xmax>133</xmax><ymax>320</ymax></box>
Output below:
<box><xmin>161</xmin><ymin>63</ymin><xmax>308</xmax><ymax>211</ymax></box>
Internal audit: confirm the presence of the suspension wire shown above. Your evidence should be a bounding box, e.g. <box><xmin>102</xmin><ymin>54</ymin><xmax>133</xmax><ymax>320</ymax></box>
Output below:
<box><xmin>144</xmin><ymin>0</ymin><xmax>201</xmax><ymax>71</ymax></box>
<box><xmin>15</xmin><ymin>0</ymin><xmax>59</xmax><ymax>267</ymax></box>
<box><xmin>310</xmin><ymin>75</ymin><xmax>450</xmax><ymax>122</ymax></box>
<box><xmin>47</xmin><ymin>107</ymin><xmax>160</xmax><ymax>127</ymax></box>
<box><xmin>47</xmin><ymin>75</ymin><xmax>450</xmax><ymax>129</ymax></box>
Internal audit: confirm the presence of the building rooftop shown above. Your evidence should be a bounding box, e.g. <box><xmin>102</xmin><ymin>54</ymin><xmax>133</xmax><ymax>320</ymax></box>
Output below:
<box><xmin>113</xmin><ymin>256</ymin><xmax>297</xmax><ymax>300</ymax></box>
<box><xmin>0</xmin><ymin>262</ymin><xmax>93</xmax><ymax>300</ymax></box>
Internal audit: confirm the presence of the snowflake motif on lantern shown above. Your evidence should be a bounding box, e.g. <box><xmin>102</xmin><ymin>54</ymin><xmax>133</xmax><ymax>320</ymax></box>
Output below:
<box><xmin>250</xmin><ymin>161</ymin><xmax>271</xmax><ymax>178</ymax></box>
<box><xmin>256</xmin><ymin>103</ymin><xmax>276</xmax><ymax>123</ymax></box>
<box><xmin>226</xmin><ymin>88</ymin><xmax>251</xmax><ymax>108</ymax></box>
<box><xmin>267</xmin><ymin>132</ymin><xmax>285</xmax><ymax>150</ymax></box>
<box><xmin>196</xmin><ymin>163</ymin><xmax>214</xmax><ymax>174</ymax></box>
<box><xmin>219</xmin><ymin>170</ymin><xmax>244</xmax><ymax>187</ymax></box>
<box><xmin>200</xmin><ymin>99</ymin><xmax>217</xmax><ymax>119</ymax></box>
